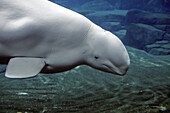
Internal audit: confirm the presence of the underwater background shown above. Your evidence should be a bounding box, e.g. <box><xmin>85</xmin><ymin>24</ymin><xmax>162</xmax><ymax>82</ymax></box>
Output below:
<box><xmin>0</xmin><ymin>0</ymin><xmax>170</xmax><ymax>112</ymax></box>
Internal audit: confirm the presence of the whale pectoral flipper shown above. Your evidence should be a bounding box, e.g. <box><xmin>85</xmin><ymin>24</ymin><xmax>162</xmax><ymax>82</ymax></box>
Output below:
<box><xmin>5</xmin><ymin>58</ymin><xmax>45</xmax><ymax>78</ymax></box>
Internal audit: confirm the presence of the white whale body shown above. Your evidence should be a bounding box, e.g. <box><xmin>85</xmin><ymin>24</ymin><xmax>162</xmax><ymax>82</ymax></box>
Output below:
<box><xmin>0</xmin><ymin>0</ymin><xmax>130</xmax><ymax>78</ymax></box>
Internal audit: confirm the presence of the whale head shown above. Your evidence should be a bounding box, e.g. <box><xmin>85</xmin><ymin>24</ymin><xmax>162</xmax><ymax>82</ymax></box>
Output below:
<box><xmin>85</xmin><ymin>25</ymin><xmax>130</xmax><ymax>76</ymax></box>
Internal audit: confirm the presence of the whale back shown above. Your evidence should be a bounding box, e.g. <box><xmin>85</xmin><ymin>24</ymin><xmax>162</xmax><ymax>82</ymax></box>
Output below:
<box><xmin>0</xmin><ymin>0</ymin><xmax>92</xmax><ymax>57</ymax></box>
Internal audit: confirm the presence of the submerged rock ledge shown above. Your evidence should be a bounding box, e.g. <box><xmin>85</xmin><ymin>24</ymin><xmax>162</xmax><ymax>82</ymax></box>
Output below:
<box><xmin>124</xmin><ymin>10</ymin><xmax>170</xmax><ymax>55</ymax></box>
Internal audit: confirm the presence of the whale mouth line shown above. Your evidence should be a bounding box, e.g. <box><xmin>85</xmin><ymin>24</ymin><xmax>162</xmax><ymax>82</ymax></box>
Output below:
<box><xmin>102</xmin><ymin>64</ymin><xmax>125</xmax><ymax>75</ymax></box>
<box><xmin>102</xmin><ymin>64</ymin><xmax>115</xmax><ymax>73</ymax></box>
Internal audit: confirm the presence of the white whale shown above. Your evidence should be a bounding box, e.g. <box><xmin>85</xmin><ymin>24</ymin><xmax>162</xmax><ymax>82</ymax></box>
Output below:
<box><xmin>0</xmin><ymin>0</ymin><xmax>130</xmax><ymax>78</ymax></box>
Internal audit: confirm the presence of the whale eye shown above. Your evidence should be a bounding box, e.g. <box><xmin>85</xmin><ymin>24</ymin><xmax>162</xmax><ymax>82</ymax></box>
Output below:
<box><xmin>94</xmin><ymin>56</ymin><xmax>99</xmax><ymax>59</ymax></box>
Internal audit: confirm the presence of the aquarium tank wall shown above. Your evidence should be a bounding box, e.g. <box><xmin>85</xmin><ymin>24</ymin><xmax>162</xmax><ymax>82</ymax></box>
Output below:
<box><xmin>0</xmin><ymin>0</ymin><xmax>170</xmax><ymax>113</ymax></box>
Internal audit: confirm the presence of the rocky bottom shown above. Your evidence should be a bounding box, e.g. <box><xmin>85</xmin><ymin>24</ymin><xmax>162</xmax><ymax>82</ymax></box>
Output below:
<box><xmin>0</xmin><ymin>46</ymin><xmax>170</xmax><ymax>113</ymax></box>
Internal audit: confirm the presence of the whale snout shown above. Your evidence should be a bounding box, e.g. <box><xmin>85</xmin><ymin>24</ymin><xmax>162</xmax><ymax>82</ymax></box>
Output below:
<box><xmin>102</xmin><ymin>57</ymin><xmax>130</xmax><ymax>76</ymax></box>
<box><xmin>115</xmin><ymin>63</ymin><xmax>130</xmax><ymax>76</ymax></box>
<box><xmin>109</xmin><ymin>51</ymin><xmax>130</xmax><ymax>76</ymax></box>
<box><xmin>116</xmin><ymin>54</ymin><xmax>130</xmax><ymax>76</ymax></box>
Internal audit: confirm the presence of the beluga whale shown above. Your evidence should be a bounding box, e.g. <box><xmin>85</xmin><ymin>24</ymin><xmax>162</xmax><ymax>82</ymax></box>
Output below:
<box><xmin>0</xmin><ymin>0</ymin><xmax>130</xmax><ymax>78</ymax></box>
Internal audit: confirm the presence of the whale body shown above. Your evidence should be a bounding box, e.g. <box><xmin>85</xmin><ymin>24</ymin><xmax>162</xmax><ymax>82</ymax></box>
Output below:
<box><xmin>0</xmin><ymin>0</ymin><xmax>130</xmax><ymax>78</ymax></box>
